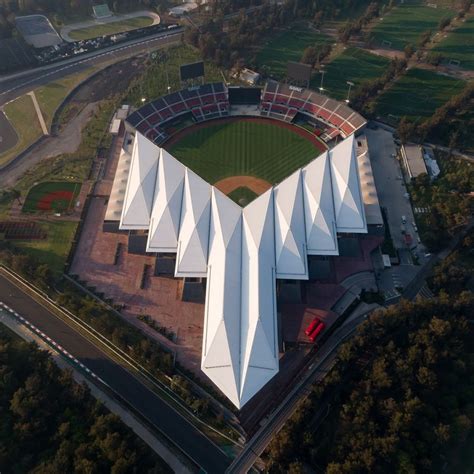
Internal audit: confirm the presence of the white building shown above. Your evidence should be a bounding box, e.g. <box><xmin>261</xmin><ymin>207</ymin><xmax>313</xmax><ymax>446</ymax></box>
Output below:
<box><xmin>112</xmin><ymin>132</ymin><xmax>367</xmax><ymax>408</ymax></box>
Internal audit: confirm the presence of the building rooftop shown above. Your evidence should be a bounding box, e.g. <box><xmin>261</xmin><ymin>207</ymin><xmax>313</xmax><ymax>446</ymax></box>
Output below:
<box><xmin>118</xmin><ymin>132</ymin><xmax>368</xmax><ymax>408</ymax></box>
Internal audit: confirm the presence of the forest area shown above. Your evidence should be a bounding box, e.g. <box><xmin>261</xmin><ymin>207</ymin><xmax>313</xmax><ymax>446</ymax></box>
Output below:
<box><xmin>0</xmin><ymin>325</ymin><xmax>171</xmax><ymax>473</ymax></box>
<box><xmin>265</xmin><ymin>235</ymin><xmax>474</xmax><ymax>473</ymax></box>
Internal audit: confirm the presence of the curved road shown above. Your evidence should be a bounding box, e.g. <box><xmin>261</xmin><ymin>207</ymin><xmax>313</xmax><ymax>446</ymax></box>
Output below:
<box><xmin>0</xmin><ymin>28</ymin><xmax>183</xmax><ymax>107</ymax></box>
<box><xmin>0</xmin><ymin>272</ymin><xmax>230</xmax><ymax>474</ymax></box>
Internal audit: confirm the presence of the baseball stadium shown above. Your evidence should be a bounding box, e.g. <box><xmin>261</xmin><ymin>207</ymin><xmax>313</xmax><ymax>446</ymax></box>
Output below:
<box><xmin>70</xmin><ymin>74</ymin><xmax>383</xmax><ymax>411</ymax></box>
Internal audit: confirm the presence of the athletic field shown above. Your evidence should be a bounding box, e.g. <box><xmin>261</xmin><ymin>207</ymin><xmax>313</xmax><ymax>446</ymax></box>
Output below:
<box><xmin>374</xmin><ymin>68</ymin><xmax>466</xmax><ymax>123</ymax></box>
<box><xmin>311</xmin><ymin>47</ymin><xmax>390</xmax><ymax>100</ymax></box>
<box><xmin>167</xmin><ymin>119</ymin><xmax>324</xmax><ymax>186</ymax></box>
<box><xmin>256</xmin><ymin>26</ymin><xmax>330</xmax><ymax>79</ymax></box>
<box><xmin>68</xmin><ymin>16</ymin><xmax>153</xmax><ymax>40</ymax></box>
<box><xmin>432</xmin><ymin>16</ymin><xmax>474</xmax><ymax>70</ymax></box>
<box><xmin>23</xmin><ymin>181</ymin><xmax>81</xmax><ymax>213</ymax></box>
<box><xmin>370</xmin><ymin>2</ymin><xmax>455</xmax><ymax>50</ymax></box>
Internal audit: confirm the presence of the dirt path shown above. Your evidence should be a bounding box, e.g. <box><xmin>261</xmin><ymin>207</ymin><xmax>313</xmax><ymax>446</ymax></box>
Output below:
<box><xmin>214</xmin><ymin>176</ymin><xmax>272</xmax><ymax>196</ymax></box>
<box><xmin>0</xmin><ymin>102</ymin><xmax>98</xmax><ymax>188</ymax></box>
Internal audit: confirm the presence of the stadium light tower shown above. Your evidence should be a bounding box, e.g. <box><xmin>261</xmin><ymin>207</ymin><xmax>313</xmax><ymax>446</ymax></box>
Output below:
<box><xmin>318</xmin><ymin>68</ymin><xmax>326</xmax><ymax>93</ymax></box>
<box><xmin>345</xmin><ymin>81</ymin><xmax>355</xmax><ymax>103</ymax></box>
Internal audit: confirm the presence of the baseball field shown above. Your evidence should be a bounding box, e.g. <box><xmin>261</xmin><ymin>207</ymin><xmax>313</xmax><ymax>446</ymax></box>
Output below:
<box><xmin>23</xmin><ymin>181</ymin><xmax>81</xmax><ymax>213</ymax></box>
<box><xmin>167</xmin><ymin>118</ymin><xmax>325</xmax><ymax>188</ymax></box>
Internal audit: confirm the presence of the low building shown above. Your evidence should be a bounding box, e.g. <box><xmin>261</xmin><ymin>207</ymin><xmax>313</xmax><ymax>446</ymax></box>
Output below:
<box><xmin>401</xmin><ymin>144</ymin><xmax>427</xmax><ymax>179</ymax></box>
<box><xmin>239</xmin><ymin>68</ymin><xmax>260</xmax><ymax>85</ymax></box>
<box><xmin>169</xmin><ymin>2</ymin><xmax>198</xmax><ymax>17</ymax></box>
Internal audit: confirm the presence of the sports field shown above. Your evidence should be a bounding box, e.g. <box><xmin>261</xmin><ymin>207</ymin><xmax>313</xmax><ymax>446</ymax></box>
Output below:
<box><xmin>68</xmin><ymin>16</ymin><xmax>153</xmax><ymax>40</ymax></box>
<box><xmin>256</xmin><ymin>26</ymin><xmax>330</xmax><ymax>79</ymax></box>
<box><xmin>370</xmin><ymin>2</ymin><xmax>455</xmax><ymax>50</ymax></box>
<box><xmin>311</xmin><ymin>47</ymin><xmax>390</xmax><ymax>100</ymax></box>
<box><xmin>168</xmin><ymin>119</ymin><xmax>324</xmax><ymax>186</ymax></box>
<box><xmin>432</xmin><ymin>16</ymin><xmax>474</xmax><ymax>70</ymax></box>
<box><xmin>23</xmin><ymin>181</ymin><xmax>81</xmax><ymax>213</ymax></box>
<box><xmin>374</xmin><ymin>68</ymin><xmax>466</xmax><ymax>122</ymax></box>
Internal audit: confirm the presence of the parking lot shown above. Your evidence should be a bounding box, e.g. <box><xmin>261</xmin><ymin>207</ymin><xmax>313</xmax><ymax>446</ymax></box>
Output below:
<box><xmin>366</xmin><ymin>127</ymin><xmax>431</xmax><ymax>297</ymax></box>
<box><xmin>366</xmin><ymin>128</ymin><xmax>420</xmax><ymax>250</ymax></box>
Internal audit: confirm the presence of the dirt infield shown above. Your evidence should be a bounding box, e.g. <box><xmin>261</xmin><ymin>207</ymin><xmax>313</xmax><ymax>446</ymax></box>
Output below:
<box><xmin>37</xmin><ymin>190</ymin><xmax>74</xmax><ymax>211</ymax></box>
<box><xmin>215</xmin><ymin>175</ymin><xmax>272</xmax><ymax>196</ymax></box>
<box><xmin>23</xmin><ymin>181</ymin><xmax>80</xmax><ymax>213</ymax></box>
<box><xmin>163</xmin><ymin>115</ymin><xmax>328</xmax><ymax>153</ymax></box>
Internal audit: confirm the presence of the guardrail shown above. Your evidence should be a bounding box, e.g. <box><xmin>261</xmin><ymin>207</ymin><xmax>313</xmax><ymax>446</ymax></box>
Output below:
<box><xmin>0</xmin><ymin>300</ymin><xmax>197</xmax><ymax>473</ymax></box>
<box><xmin>0</xmin><ymin>264</ymin><xmax>241</xmax><ymax>449</ymax></box>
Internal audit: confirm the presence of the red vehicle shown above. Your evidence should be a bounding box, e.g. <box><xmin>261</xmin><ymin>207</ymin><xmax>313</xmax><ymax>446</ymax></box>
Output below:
<box><xmin>309</xmin><ymin>321</ymin><xmax>325</xmax><ymax>342</ymax></box>
<box><xmin>305</xmin><ymin>318</ymin><xmax>320</xmax><ymax>336</ymax></box>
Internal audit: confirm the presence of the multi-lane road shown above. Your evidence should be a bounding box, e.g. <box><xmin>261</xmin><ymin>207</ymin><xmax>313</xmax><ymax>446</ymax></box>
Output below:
<box><xmin>0</xmin><ymin>28</ymin><xmax>183</xmax><ymax>107</ymax></box>
<box><xmin>0</xmin><ymin>271</ymin><xmax>230</xmax><ymax>474</ymax></box>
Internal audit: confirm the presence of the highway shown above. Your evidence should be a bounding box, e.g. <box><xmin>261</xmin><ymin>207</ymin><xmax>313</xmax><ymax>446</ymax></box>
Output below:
<box><xmin>226</xmin><ymin>314</ymin><xmax>368</xmax><ymax>473</ymax></box>
<box><xmin>0</xmin><ymin>272</ymin><xmax>230</xmax><ymax>474</ymax></box>
<box><xmin>0</xmin><ymin>29</ymin><xmax>183</xmax><ymax>107</ymax></box>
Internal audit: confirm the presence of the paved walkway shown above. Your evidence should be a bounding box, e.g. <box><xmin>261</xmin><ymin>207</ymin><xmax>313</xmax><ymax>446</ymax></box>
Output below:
<box><xmin>60</xmin><ymin>11</ymin><xmax>160</xmax><ymax>42</ymax></box>
<box><xmin>27</xmin><ymin>90</ymin><xmax>49</xmax><ymax>135</ymax></box>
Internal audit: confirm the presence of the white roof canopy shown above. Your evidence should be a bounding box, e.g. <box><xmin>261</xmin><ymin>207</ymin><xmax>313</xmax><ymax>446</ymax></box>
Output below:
<box><xmin>119</xmin><ymin>132</ymin><xmax>368</xmax><ymax>408</ymax></box>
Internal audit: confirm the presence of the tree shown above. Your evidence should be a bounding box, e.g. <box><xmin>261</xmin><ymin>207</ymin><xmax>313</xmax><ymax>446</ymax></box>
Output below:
<box><xmin>397</xmin><ymin>116</ymin><xmax>416</xmax><ymax>143</ymax></box>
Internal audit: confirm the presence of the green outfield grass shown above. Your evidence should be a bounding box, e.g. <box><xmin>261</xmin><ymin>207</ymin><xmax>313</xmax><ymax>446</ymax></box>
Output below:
<box><xmin>311</xmin><ymin>47</ymin><xmax>390</xmax><ymax>100</ymax></box>
<box><xmin>370</xmin><ymin>2</ymin><xmax>455</xmax><ymax>50</ymax></box>
<box><xmin>227</xmin><ymin>186</ymin><xmax>258</xmax><ymax>206</ymax></box>
<box><xmin>374</xmin><ymin>67</ymin><xmax>465</xmax><ymax>122</ymax></box>
<box><xmin>432</xmin><ymin>16</ymin><xmax>474</xmax><ymax>70</ymax></box>
<box><xmin>68</xmin><ymin>16</ymin><xmax>153</xmax><ymax>40</ymax></box>
<box><xmin>168</xmin><ymin>120</ymin><xmax>323</xmax><ymax>186</ymax></box>
<box><xmin>256</xmin><ymin>26</ymin><xmax>330</xmax><ymax>79</ymax></box>
<box><xmin>22</xmin><ymin>181</ymin><xmax>81</xmax><ymax>213</ymax></box>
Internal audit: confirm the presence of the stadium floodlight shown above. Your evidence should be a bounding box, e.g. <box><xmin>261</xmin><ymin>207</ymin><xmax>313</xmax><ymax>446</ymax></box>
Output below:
<box><xmin>345</xmin><ymin>81</ymin><xmax>355</xmax><ymax>103</ymax></box>
<box><xmin>318</xmin><ymin>69</ymin><xmax>326</xmax><ymax>93</ymax></box>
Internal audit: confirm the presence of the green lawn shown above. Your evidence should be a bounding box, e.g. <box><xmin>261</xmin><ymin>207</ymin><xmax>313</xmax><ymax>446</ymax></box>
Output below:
<box><xmin>256</xmin><ymin>26</ymin><xmax>331</xmax><ymax>79</ymax></box>
<box><xmin>22</xmin><ymin>181</ymin><xmax>81</xmax><ymax>213</ymax></box>
<box><xmin>311</xmin><ymin>47</ymin><xmax>390</xmax><ymax>100</ymax></box>
<box><xmin>1</xmin><ymin>95</ymin><xmax>43</xmax><ymax>168</ymax></box>
<box><xmin>168</xmin><ymin>120</ymin><xmax>322</xmax><ymax>185</ymax></box>
<box><xmin>227</xmin><ymin>186</ymin><xmax>258</xmax><ymax>206</ymax></box>
<box><xmin>374</xmin><ymin>67</ymin><xmax>465</xmax><ymax>122</ymax></box>
<box><xmin>35</xmin><ymin>67</ymin><xmax>96</xmax><ymax>130</ymax></box>
<box><xmin>432</xmin><ymin>16</ymin><xmax>474</xmax><ymax>70</ymax></box>
<box><xmin>14</xmin><ymin>220</ymin><xmax>78</xmax><ymax>274</ymax></box>
<box><xmin>370</xmin><ymin>2</ymin><xmax>455</xmax><ymax>50</ymax></box>
<box><xmin>68</xmin><ymin>16</ymin><xmax>153</xmax><ymax>40</ymax></box>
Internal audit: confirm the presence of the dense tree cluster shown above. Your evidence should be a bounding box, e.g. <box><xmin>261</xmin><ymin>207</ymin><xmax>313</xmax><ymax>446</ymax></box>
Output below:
<box><xmin>408</xmin><ymin>157</ymin><xmax>473</xmax><ymax>251</ymax></box>
<box><xmin>185</xmin><ymin>0</ymin><xmax>384</xmax><ymax>69</ymax></box>
<box><xmin>265</xmin><ymin>293</ymin><xmax>474</xmax><ymax>473</ymax></box>
<box><xmin>430</xmin><ymin>231</ymin><xmax>474</xmax><ymax>296</ymax></box>
<box><xmin>0</xmin><ymin>326</ymin><xmax>170</xmax><ymax>473</ymax></box>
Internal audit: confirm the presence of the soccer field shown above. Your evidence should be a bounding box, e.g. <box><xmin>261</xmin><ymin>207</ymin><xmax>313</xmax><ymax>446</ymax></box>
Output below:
<box><xmin>311</xmin><ymin>47</ymin><xmax>390</xmax><ymax>100</ymax></box>
<box><xmin>374</xmin><ymin>68</ymin><xmax>466</xmax><ymax>122</ymax></box>
<box><xmin>432</xmin><ymin>16</ymin><xmax>474</xmax><ymax>70</ymax></box>
<box><xmin>168</xmin><ymin>119</ymin><xmax>324</xmax><ymax>186</ymax></box>
<box><xmin>370</xmin><ymin>2</ymin><xmax>455</xmax><ymax>50</ymax></box>
<box><xmin>256</xmin><ymin>26</ymin><xmax>330</xmax><ymax>79</ymax></box>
